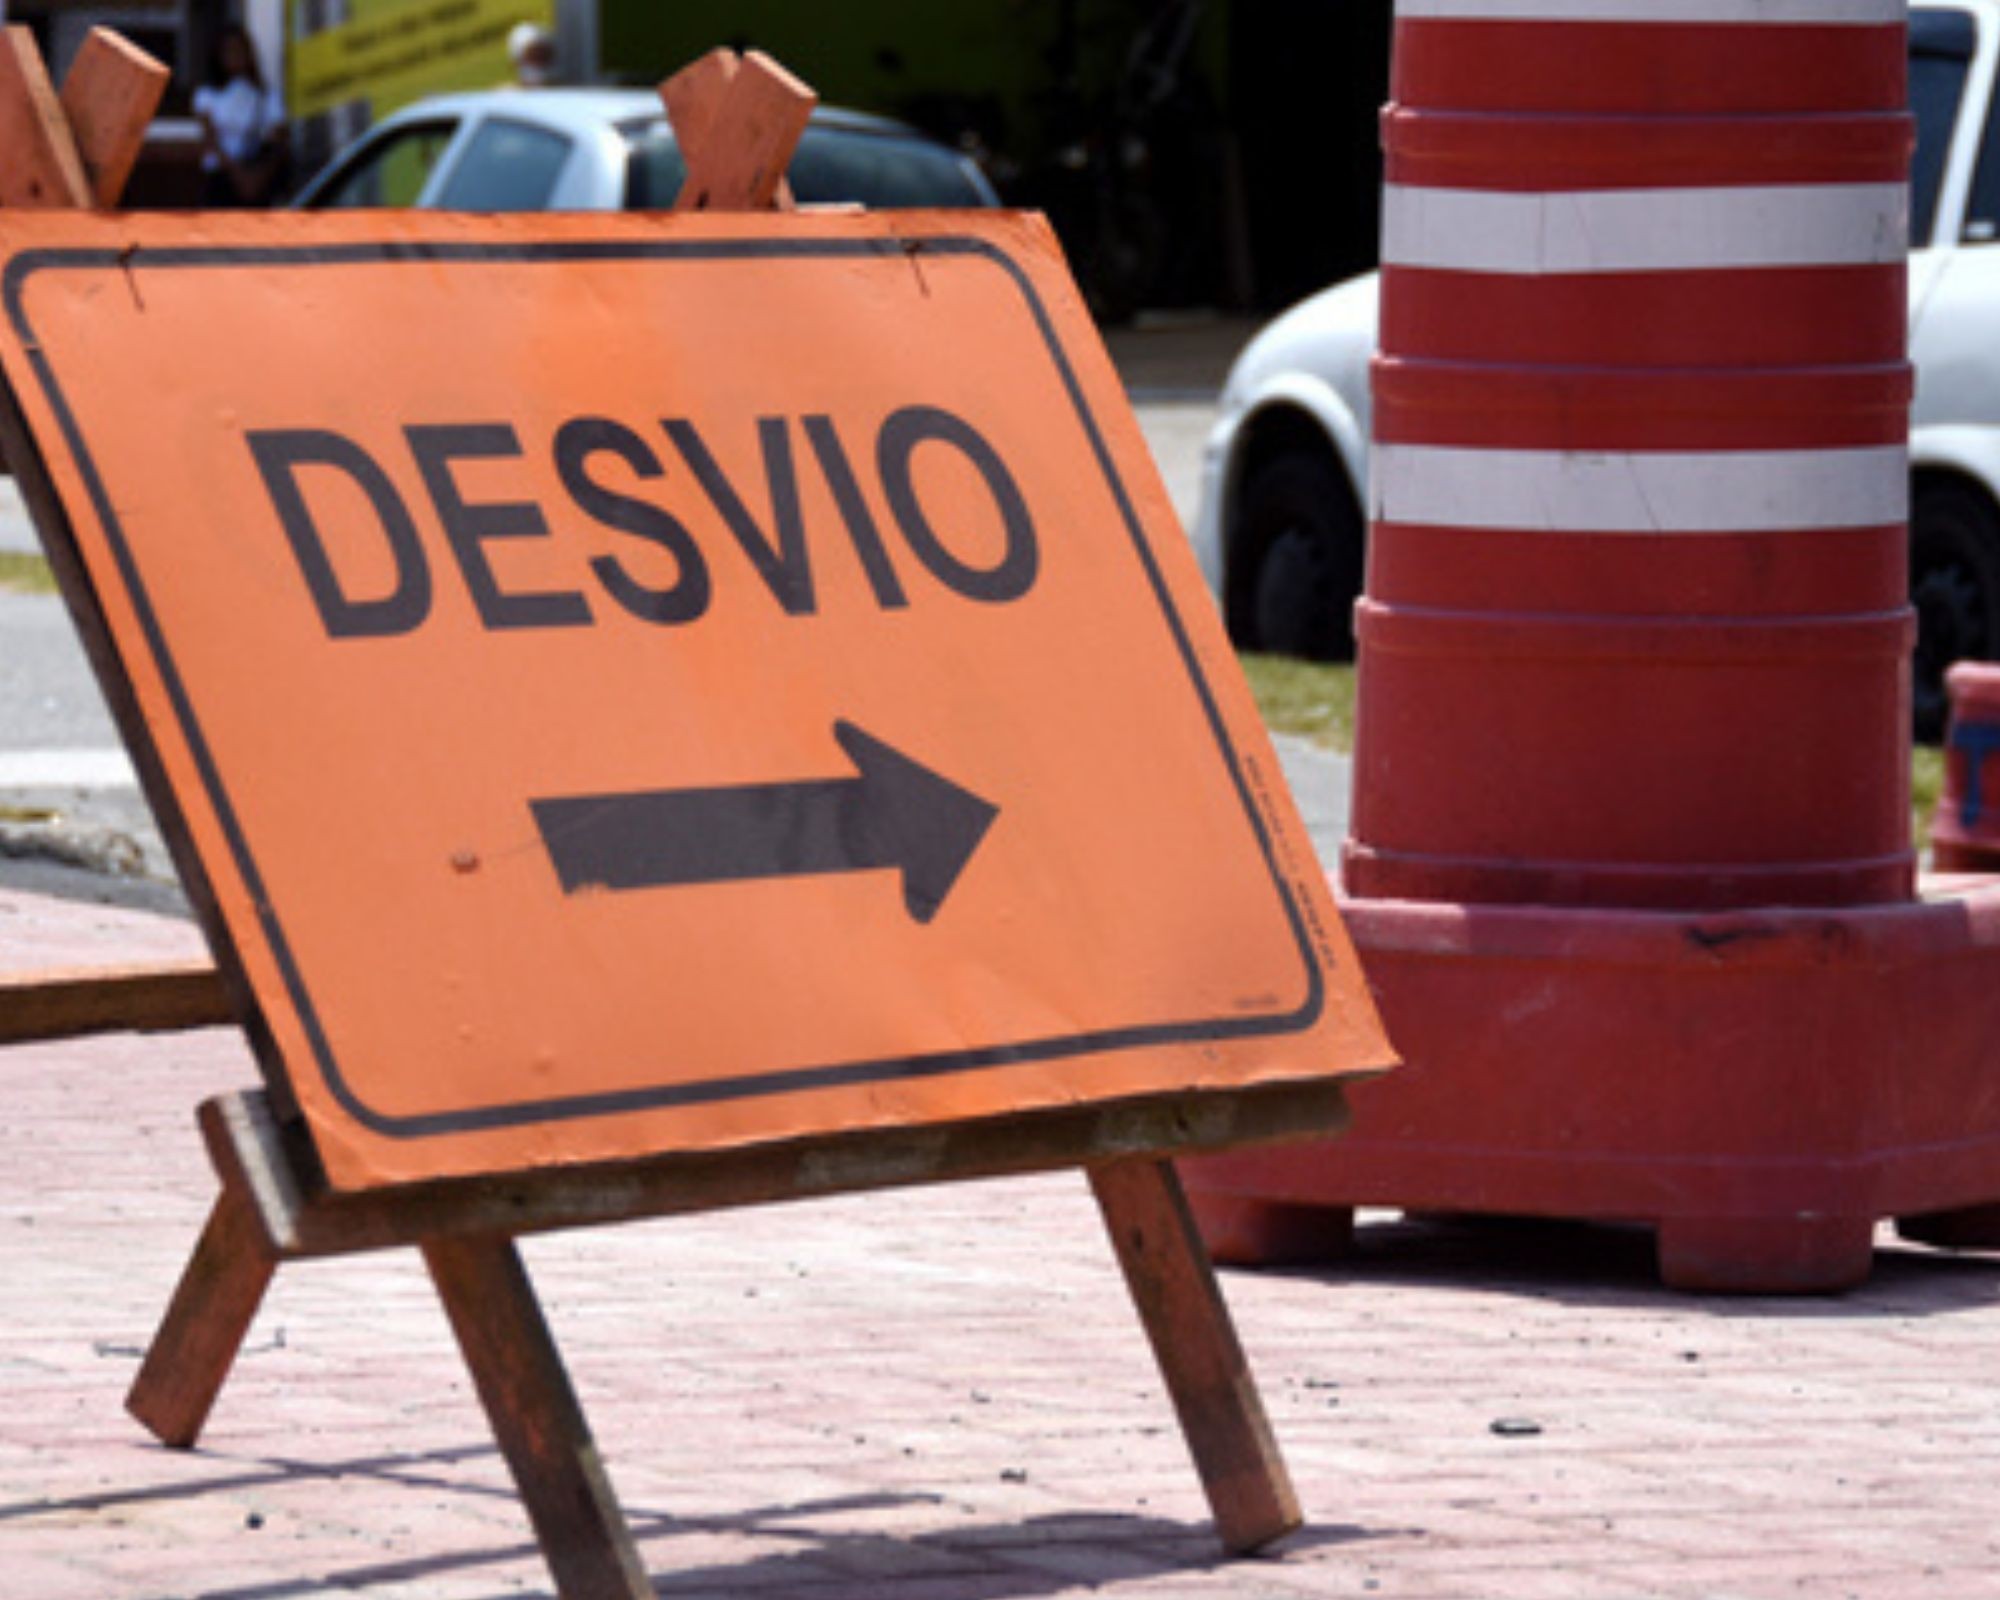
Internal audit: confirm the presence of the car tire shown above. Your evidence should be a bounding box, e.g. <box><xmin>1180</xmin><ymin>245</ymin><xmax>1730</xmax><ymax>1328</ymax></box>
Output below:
<box><xmin>1227</xmin><ymin>448</ymin><xmax>1364</xmax><ymax>660</ymax></box>
<box><xmin>1912</xmin><ymin>479</ymin><xmax>2000</xmax><ymax>742</ymax></box>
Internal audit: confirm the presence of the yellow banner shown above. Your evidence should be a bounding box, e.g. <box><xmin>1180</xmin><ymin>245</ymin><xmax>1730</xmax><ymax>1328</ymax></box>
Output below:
<box><xmin>289</xmin><ymin>0</ymin><xmax>554</xmax><ymax>121</ymax></box>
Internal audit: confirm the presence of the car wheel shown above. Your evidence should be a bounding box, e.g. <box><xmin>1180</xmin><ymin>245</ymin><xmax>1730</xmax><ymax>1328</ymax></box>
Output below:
<box><xmin>1911</xmin><ymin>479</ymin><xmax>2000</xmax><ymax>742</ymax></box>
<box><xmin>1227</xmin><ymin>449</ymin><xmax>1364</xmax><ymax>660</ymax></box>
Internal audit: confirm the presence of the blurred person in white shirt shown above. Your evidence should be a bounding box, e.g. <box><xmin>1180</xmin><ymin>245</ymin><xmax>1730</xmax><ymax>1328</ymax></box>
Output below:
<box><xmin>195</xmin><ymin>24</ymin><xmax>288</xmax><ymax>205</ymax></box>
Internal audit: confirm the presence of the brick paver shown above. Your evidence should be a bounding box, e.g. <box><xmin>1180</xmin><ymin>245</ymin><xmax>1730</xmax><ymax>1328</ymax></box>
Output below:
<box><xmin>4</xmin><ymin>896</ymin><xmax>2000</xmax><ymax>1598</ymax></box>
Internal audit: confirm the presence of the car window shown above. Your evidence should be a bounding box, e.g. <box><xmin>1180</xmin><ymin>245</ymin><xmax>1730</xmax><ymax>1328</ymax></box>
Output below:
<box><xmin>621</xmin><ymin>121</ymin><xmax>688</xmax><ymax>208</ymax></box>
<box><xmin>1912</xmin><ymin>6</ymin><xmax>1976</xmax><ymax>246</ymax></box>
<box><xmin>435</xmin><ymin>118</ymin><xmax>574</xmax><ymax>210</ymax></box>
<box><xmin>787</xmin><ymin>126</ymin><xmax>987</xmax><ymax>208</ymax></box>
<box><xmin>1952</xmin><ymin>45</ymin><xmax>2000</xmax><ymax>239</ymax></box>
<box><xmin>309</xmin><ymin>119</ymin><xmax>457</xmax><ymax>208</ymax></box>
<box><xmin>619</xmin><ymin>118</ymin><xmax>985</xmax><ymax>210</ymax></box>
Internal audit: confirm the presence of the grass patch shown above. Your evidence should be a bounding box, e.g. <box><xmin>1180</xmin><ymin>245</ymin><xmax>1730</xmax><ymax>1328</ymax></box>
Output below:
<box><xmin>1237</xmin><ymin>651</ymin><xmax>1951</xmax><ymax>853</ymax></box>
<box><xmin>1238</xmin><ymin>653</ymin><xmax>1357</xmax><ymax>753</ymax></box>
<box><xmin>0</xmin><ymin>551</ymin><xmax>55</xmax><ymax>594</ymax></box>
<box><xmin>1913</xmin><ymin>743</ymin><xmax>1944</xmax><ymax>852</ymax></box>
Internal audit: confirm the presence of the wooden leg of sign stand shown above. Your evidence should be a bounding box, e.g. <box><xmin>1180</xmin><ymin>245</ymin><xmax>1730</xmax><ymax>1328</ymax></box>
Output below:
<box><xmin>127</xmin><ymin>1119</ymin><xmax>650</xmax><ymax>1594</ymax></box>
<box><xmin>126</xmin><ymin>1183</ymin><xmax>276</xmax><ymax>1447</ymax></box>
<box><xmin>1090</xmin><ymin>1157</ymin><xmax>1301</xmax><ymax>1553</ymax></box>
<box><xmin>424</xmin><ymin>1235</ymin><xmax>653</xmax><ymax>1600</ymax></box>
<box><xmin>128</xmin><ymin>1083</ymin><xmax>1343</xmax><ymax>1594</ymax></box>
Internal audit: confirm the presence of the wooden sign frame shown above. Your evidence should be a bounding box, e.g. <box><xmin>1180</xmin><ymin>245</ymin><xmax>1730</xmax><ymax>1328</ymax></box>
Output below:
<box><xmin>0</xmin><ymin>38</ymin><xmax>1369</xmax><ymax>1596</ymax></box>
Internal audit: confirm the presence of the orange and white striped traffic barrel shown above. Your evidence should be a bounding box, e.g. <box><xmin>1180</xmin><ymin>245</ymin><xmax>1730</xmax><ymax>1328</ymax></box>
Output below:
<box><xmin>1344</xmin><ymin>0</ymin><xmax>1917</xmax><ymax>911</ymax></box>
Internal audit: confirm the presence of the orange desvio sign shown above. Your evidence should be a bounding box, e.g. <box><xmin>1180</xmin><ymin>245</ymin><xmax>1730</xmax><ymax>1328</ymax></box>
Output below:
<box><xmin>0</xmin><ymin>210</ymin><xmax>1391</xmax><ymax>1190</ymax></box>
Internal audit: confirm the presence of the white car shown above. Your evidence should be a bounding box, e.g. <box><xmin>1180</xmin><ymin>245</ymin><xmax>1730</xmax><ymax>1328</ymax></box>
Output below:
<box><xmin>293</xmin><ymin>89</ymin><xmax>998</xmax><ymax>214</ymax></box>
<box><xmin>1194</xmin><ymin>0</ymin><xmax>2000</xmax><ymax>736</ymax></box>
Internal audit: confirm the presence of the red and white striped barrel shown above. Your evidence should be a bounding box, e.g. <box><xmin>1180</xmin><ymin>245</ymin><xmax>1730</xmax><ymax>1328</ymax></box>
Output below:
<box><xmin>1345</xmin><ymin>0</ymin><xmax>1917</xmax><ymax>911</ymax></box>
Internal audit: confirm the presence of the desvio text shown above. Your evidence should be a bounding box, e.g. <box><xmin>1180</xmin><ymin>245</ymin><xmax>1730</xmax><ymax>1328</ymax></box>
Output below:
<box><xmin>247</xmin><ymin>404</ymin><xmax>1041</xmax><ymax>638</ymax></box>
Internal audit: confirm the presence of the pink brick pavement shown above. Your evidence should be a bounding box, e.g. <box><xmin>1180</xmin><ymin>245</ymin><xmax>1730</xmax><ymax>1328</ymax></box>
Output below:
<box><xmin>4</xmin><ymin>892</ymin><xmax>2000</xmax><ymax>1598</ymax></box>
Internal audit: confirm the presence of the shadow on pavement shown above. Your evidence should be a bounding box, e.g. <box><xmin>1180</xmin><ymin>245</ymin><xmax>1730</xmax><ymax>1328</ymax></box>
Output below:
<box><xmin>0</xmin><ymin>1441</ymin><xmax>508</xmax><ymax>1529</ymax></box>
<box><xmin>1243</xmin><ymin>1211</ymin><xmax>2000</xmax><ymax>1320</ymax></box>
<box><xmin>0</xmin><ymin>1437</ymin><xmax>1391</xmax><ymax>1599</ymax></box>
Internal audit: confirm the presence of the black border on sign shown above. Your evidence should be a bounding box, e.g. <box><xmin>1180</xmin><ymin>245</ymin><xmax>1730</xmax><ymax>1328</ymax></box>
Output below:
<box><xmin>1</xmin><ymin>233</ymin><xmax>1326</xmax><ymax>1140</ymax></box>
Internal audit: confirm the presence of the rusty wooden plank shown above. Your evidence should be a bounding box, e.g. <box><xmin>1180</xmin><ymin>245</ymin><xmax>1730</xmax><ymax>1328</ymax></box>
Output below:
<box><xmin>60</xmin><ymin>28</ymin><xmax>169</xmax><ymax>207</ymax></box>
<box><xmin>424</xmin><ymin>1234</ymin><xmax>652</xmax><ymax>1599</ymax></box>
<box><xmin>200</xmin><ymin>1080</ymin><xmax>1348</xmax><ymax>1262</ymax></box>
<box><xmin>0</xmin><ymin>26</ymin><xmax>92</xmax><ymax>209</ymax></box>
<box><xmin>0</xmin><ymin>958</ymin><xmax>231</xmax><ymax>1044</ymax></box>
<box><xmin>663</xmin><ymin>47</ymin><xmax>812</xmax><ymax>212</ymax></box>
<box><xmin>1089</xmin><ymin>1157</ymin><xmax>1302</xmax><ymax>1553</ymax></box>
<box><xmin>125</xmin><ymin>1184</ymin><xmax>278</xmax><ymax>1447</ymax></box>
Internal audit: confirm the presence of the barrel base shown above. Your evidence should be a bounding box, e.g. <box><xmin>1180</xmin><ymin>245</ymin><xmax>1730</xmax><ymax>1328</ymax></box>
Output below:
<box><xmin>1185</xmin><ymin>877</ymin><xmax>2000</xmax><ymax>1294</ymax></box>
<box><xmin>1195</xmin><ymin>1195</ymin><xmax>1356</xmax><ymax>1268</ymax></box>
<box><xmin>1655</xmin><ymin>1215</ymin><xmax>1877</xmax><ymax>1295</ymax></box>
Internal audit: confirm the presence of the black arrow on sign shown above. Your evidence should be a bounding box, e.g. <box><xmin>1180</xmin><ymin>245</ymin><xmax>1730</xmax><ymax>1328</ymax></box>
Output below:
<box><xmin>529</xmin><ymin>720</ymin><xmax>999</xmax><ymax>924</ymax></box>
